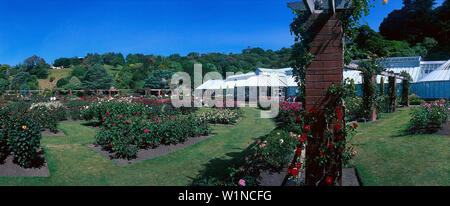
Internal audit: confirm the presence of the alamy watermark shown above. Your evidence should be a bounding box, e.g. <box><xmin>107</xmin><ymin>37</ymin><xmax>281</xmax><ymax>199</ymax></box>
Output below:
<box><xmin>170</xmin><ymin>64</ymin><xmax>281</xmax><ymax>118</ymax></box>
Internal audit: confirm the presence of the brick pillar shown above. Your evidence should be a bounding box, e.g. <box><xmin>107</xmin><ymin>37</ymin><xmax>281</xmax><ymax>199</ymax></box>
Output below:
<box><xmin>304</xmin><ymin>13</ymin><xmax>345</xmax><ymax>186</ymax></box>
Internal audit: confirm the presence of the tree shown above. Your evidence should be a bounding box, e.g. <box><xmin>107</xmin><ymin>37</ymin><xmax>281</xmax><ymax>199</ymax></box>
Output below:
<box><xmin>0</xmin><ymin>78</ymin><xmax>9</xmax><ymax>95</ymax></box>
<box><xmin>81</xmin><ymin>64</ymin><xmax>113</xmax><ymax>90</ymax></box>
<box><xmin>64</xmin><ymin>76</ymin><xmax>82</xmax><ymax>90</ymax></box>
<box><xmin>53</xmin><ymin>58</ymin><xmax>71</xmax><ymax>68</ymax></box>
<box><xmin>0</xmin><ymin>64</ymin><xmax>11</xmax><ymax>79</ymax></box>
<box><xmin>83</xmin><ymin>53</ymin><xmax>103</xmax><ymax>66</ymax></box>
<box><xmin>70</xmin><ymin>65</ymin><xmax>88</xmax><ymax>78</ymax></box>
<box><xmin>380</xmin><ymin>0</ymin><xmax>437</xmax><ymax>44</ymax></box>
<box><xmin>144</xmin><ymin>70</ymin><xmax>173</xmax><ymax>89</ymax></box>
<box><xmin>22</xmin><ymin>55</ymin><xmax>50</xmax><ymax>79</ymax></box>
<box><xmin>56</xmin><ymin>77</ymin><xmax>69</xmax><ymax>88</ymax></box>
<box><xmin>20</xmin><ymin>84</ymin><xmax>30</xmax><ymax>97</ymax></box>
<box><xmin>11</xmin><ymin>72</ymin><xmax>30</xmax><ymax>90</ymax></box>
<box><xmin>101</xmin><ymin>52</ymin><xmax>125</xmax><ymax>66</ymax></box>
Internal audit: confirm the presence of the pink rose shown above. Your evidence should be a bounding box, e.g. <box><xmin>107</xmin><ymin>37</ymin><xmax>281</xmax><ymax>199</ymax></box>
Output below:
<box><xmin>238</xmin><ymin>179</ymin><xmax>246</xmax><ymax>186</ymax></box>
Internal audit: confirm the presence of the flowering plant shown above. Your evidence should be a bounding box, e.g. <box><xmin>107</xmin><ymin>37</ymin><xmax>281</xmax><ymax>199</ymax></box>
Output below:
<box><xmin>408</xmin><ymin>99</ymin><xmax>449</xmax><ymax>134</ymax></box>
<box><xmin>0</xmin><ymin>103</ymin><xmax>42</xmax><ymax>167</ymax></box>
<box><xmin>196</xmin><ymin>109</ymin><xmax>242</xmax><ymax>124</ymax></box>
<box><xmin>276</xmin><ymin>102</ymin><xmax>303</xmax><ymax>124</ymax></box>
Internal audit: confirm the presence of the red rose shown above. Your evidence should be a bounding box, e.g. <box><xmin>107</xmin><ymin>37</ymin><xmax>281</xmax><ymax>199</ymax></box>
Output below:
<box><xmin>304</xmin><ymin>125</ymin><xmax>310</xmax><ymax>130</ymax></box>
<box><xmin>295</xmin><ymin>148</ymin><xmax>302</xmax><ymax>155</ymax></box>
<box><xmin>296</xmin><ymin>116</ymin><xmax>301</xmax><ymax>123</ymax></box>
<box><xmin>296</xmin><ymin>163</ymin><xmax>302</xmax><ymax>169</ymax></box>
<box><xmin>353</xmin><ymin>122</ymin><xmax>359</xmax><ymax>128</ymax></box>
<box><xmin>325</xmin><ymin>177</ymin><xmax>333</xmax><ymax>184</ymax></box>
<box><xmin>328</xmin><ymin>142</ymin><xmax>334</xmax><ymax>149</ymax></box>
<box><xmin>291</xmin><ymin>169</ymin><xmax>299</xmax><ymax>176</ymax></box>
<box><xmin>302</xmin><ymin>133</ymin><xmax>307</xmax><ymax>138</ymax></box>
<box><xmin>336</xmin><ymin>108</ymin><xmax>342</xmax><ymax>121</ymax></box>
<box><xmin>320</xmin><ymin>152</ymin><xmax>325</xmax><ymax>156</ymax></box>
<box><xmin>287</xmin><ymin>169</ymin><xmax>292</xmax><ymax>174</ymax></box>
<box><xmin>334</xmin><ymin>124</ymin><xmax>341</xmax><ymax>131</ymax></box>
<box><xmin>336</xmin><ymin>135</ymin><xmax>343</xmax><ymax>140</ymax></box>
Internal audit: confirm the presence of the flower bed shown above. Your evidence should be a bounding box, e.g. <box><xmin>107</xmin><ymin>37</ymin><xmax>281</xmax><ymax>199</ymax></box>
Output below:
<box><xmin>91</xmin><ymin>101</ymin><xmax>211</xmax><ymax>160</ymax></box>
<box><xmin>191</xmin><ymin>127</ymin><xmax>306</xmax><ymax>186</ymax></box>
<box><xmin>196</xmin><ymin>109</ymin><xmax>242</xmax><ymax>125</ymax></box>
<box><xmin>408</xmin><ymin>99</ymin><xmax>449</xmax><ymax>134</ymax></box>
<box><xmin>0</xmin><ymin>104</ymin><xmax>43</xmax><ymax>168</ymax></box>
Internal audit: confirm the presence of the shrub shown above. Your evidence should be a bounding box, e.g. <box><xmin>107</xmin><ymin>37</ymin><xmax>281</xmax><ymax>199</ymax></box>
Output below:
<box><xmin>251</xmin><ymin>130</ymin><xmax>299</xmax><ymax>171</ymax></box>
<box><xmin>345</xmin><ymin>96</ymin><xmax>363</xmax><ymax>120</ymax></box>
<box><xmin>0</xmin><ymin>104</ymin><xmax>42</xmax><ymax>168</ymax></box>
<box><xmin>30</xmin><ymin>105</ymin><xmax>58</xmax><ymax>133</ymax></box>
<box><xmin>196</xmin><ymin>109</ymin><xmax>242</xmax><ymax>124</ymax></box>
<box><xmin>62</xmin><ymin>99</ymin><xmax>91</xmax><ymax>120</ymax></box>
<box><xmin>94</xmin><ymin>106</ymin><xmax>211</xmax><ymax>160</ymax></box>
<box><xmin>0</xmin><ymin>120</ymin><xmax>8</xmax><ymax>162</ymax></box>
<box><xmin>276</xmin><ymin>102</ymin><xmax>303</xmax><ymax>124</ymax></box>
<box><xmin>191</xmin><ymin>129</ymin><xmax>305</xmax><ymax>186</ymax></box>
<box><xmin>409</xmin><ymin>94</ymin><xmax>424</xmax><ymax>105</ymax></box>
<box><xmin>408</xmin><ymin>100</ymin><xmax>449</xmax><ymax>134</ymax></box>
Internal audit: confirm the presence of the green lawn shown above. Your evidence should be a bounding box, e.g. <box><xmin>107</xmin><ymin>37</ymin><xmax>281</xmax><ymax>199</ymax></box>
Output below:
<box><xmin>352</xmin><ymin>108</ymin><xmax>449</xmax><ymax>186</ymax></box>
<box><xmin>0</xmin><ymin>108</ymin><xmax>275</xmax><ymax>186</ymax></box>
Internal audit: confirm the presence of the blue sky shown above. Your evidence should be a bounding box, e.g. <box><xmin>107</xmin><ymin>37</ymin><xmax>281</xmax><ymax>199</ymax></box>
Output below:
<box><xmin>0</xmin><ymin>0</ymin><xmax>444</xmax><ymax>65</ymax></box>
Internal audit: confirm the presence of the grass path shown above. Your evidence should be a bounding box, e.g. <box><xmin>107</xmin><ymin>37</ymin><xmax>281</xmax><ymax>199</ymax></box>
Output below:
<box><xmin>352</xmin><ymin>108</ymin><xmax>449</xmax><ymax>186</ymax></box>
<box><xmin>0</xmin><ymin>108</ymin><xmax>275</xmax><ymax>186</ymax></box>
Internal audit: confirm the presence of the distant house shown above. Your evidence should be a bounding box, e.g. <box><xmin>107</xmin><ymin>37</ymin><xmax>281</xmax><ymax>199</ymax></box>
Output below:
<box><xmin>50</xmin><ymin>66</ymin><xmax>65</xmax><ymax>70</ymax></box>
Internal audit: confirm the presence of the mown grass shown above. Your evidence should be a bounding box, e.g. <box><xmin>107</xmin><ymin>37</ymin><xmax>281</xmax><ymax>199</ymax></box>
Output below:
<box><xmin>0</xmin><ymin>108</ymin><xmax>275</xmax><ymax>186</ymax></box>
<box><xmin>352</xmin><ymin>108</ymin><xmax>449</xmax><ymax>186</ymax></box>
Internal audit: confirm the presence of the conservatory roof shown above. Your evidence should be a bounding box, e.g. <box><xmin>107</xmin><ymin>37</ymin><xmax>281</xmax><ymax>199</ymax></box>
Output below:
<box><xmin>343</xmin><ymin>66</ymin><xmax>423</xmax><ymax>84</ymax></box>
<box><xmin>417</xmin><ymin>60</ymin><xmax>450</xmax><ymax>82</ymax></box>
<box><xmin>351</xmin><ymin>56</ymin><xmax>422</xmax><ymax>68</ymax></box>
<box><xmin>195</xmin><ymin>79</ymin><xmax>225</xmax><ymax>90</ymax></box>
<box><xmin>196</xmin><ymin>68</ymin><xmax>298</xmax><ymax>90</ymax></box>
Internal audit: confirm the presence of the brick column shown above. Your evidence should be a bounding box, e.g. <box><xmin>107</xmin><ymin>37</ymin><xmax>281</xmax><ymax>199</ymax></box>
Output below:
<box><xmin>304</xmin><ymin>13</ymin><xmax>345</xmax><ymax>186</ymax></box>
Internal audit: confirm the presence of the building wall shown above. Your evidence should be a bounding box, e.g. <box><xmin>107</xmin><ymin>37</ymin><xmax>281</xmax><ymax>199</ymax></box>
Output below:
<box><xmin>411</xmin><ymin>81</ymin><xmax>450</xmax><ymax>99</ymax></box>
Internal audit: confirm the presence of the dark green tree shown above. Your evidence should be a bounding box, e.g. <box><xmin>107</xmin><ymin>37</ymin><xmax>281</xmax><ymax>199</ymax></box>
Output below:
<box><xmin>22</xmin><ymin>55</ymin><xmax>50</xmax><ymax>79</ymax></box>
<box><xmin>81</xmin><ymin>64</ymin><xmax>113</xmax><ymax>89</ymax></box>
<box><xmin>144</xmin><ymin>70</ymin><xmax>173</xmax><ymax>89</ymax></box>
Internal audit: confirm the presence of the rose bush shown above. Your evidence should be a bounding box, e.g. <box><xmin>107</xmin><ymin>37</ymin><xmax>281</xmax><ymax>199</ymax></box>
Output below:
<box><xmin>275</xmin><ymin>102</ymin><xmax>303</xmax><ymax>124</ymax></box>
<box><xmin>408</xmin><ymin>99</ymin><xmax>449</xmax><ymax>134</ymax></box>
<box><xmin>196</xmin><ymin>109</ymin><xmax>242</xmax><ymax>124</ymax></box>
<box><xmin>95</xmin><ymin>108</ymin><xmax>211</xmax><ymax>160</ymax></box>
<box><xmin>0</xmin><ymin>103</ymin><xmax>42</xmax><ymax>167</ymax></box>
